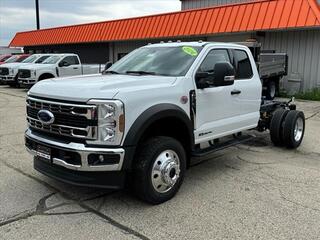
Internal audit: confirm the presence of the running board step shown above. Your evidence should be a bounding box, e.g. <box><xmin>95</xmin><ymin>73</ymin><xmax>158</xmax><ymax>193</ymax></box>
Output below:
<box><xmin>191</xmin><ymin>134</ymin><xmax>255</xmax><ymax>157</ymax></box>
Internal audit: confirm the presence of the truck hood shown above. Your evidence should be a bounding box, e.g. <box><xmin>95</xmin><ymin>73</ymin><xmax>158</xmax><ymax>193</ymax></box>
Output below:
<box><xmin>0</xmin><ymin>62</ymin><xmax>30</xmax><ymax>68</ymax></box>
<box><xmin>19</xmin><ymin>64</ymin><xmax>55</xmax><ymax>70</ymax></box>
<box><xmin>8</xmin><ymin>63</ymin><xmax>40</xmax><ymax>71</ymax></box>
<box><xmin>28</xmin><ymin>74</ymin><xmax>177</xmax><ymax>102</ymax></box>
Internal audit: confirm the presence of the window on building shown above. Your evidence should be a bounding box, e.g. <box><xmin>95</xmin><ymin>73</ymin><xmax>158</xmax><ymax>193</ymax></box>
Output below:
<box><xmin>118</xmin><ymin>53</ymin><xmax>128</xmax><ymax>60</ymax></box>
<box><xmin>234</xmin><ymin>50</ymin><xmax>253</xmax><ymax>79</ymax></box>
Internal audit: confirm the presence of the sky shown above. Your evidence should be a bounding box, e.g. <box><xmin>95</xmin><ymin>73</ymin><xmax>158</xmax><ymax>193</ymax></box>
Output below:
<box><xmin>0</xmin><ymin>0</ymin><xmax>181</xmax><ymax>46</ymax></box>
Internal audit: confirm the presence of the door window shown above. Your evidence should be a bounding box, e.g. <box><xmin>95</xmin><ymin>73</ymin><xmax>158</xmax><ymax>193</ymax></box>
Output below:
<box><xmin>198</xmin><ymin>49</ymin><xmax>231</xmax><ymax>73</ymax></box>
<box><xmin>61</xmin><ymin>56</ymin><xmax>79</xmax><ymax>66</ymax></box>
<box><xmin>233</xmin><ymin>50</ymin><xmax>253</xmax><ymax>79</ymax></box>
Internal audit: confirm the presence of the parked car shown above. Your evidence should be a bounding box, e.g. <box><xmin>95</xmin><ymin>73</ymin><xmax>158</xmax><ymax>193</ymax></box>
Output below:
<box><xmin>0</xmin><ymin>54</ymin><xmax>53</xmax><ymax>87</ymax></box>
<box><xmin>25</xmin><ymin>42</ymin><xmax>305</xmax><ymax>204</ymax></box>
<box><xmin>0</xmin><ymin>54</ymin><xmax>13</xmax><ymax>65</ymax></box>
<box><xmin>3</xmin><ymin>54</ymin><xmax>30</xmax><ymax>64</ymax></box>
<box><xmin>18</xmin><ymin>54</ymin><xmax>105</xmax><ymax>86</ymax></box>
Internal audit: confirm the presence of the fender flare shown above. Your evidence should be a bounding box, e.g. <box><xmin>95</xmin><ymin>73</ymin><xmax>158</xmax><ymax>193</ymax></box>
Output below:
<box><xmin>123</xmin><ymin>103</ymin><xmax>194</xmax><ymax>148</ymax></box>
<box><xmin>38</xmin><ymin>72</ymin><xmax>55</xmax><ymax>81</ymax></box>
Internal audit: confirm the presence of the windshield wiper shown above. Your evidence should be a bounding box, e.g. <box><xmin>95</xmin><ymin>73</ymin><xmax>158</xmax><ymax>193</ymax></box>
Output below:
<box><xmin>104</xmin><ymin>70</ymin><xmax>120</xmax><ymax>74</ymax></box>
<box><xmin>126</xmin><ymin>70</ymin><xmax>156</xmax><ymax>75</ymax></box>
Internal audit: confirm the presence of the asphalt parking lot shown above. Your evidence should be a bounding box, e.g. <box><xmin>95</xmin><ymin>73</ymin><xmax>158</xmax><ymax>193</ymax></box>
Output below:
<box><xmin>0</xmin><ymin>85</ymin><xmax>320</xmax><ymax>240</ymax></box>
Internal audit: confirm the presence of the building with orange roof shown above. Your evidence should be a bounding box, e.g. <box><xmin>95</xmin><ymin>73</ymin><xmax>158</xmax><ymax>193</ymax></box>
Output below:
<box><xmin>9</xmin><ymin>0</ymin><xmax>320</xmax><ymax>92</ymax></box>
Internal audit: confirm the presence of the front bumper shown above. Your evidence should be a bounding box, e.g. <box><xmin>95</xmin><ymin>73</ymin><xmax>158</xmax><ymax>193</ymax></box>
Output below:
<box><xmin>25</xmin><ymin>129</ymin><xmax>126</xmax><ymax>188</ymax></box>
<box><xmin>1</xmin><ymin>75</ymin><xmax>15</xmax><ymax>82</ymax></box>
<box><xmin>34</xmin><ymin>158</ymin><xmax>126</xmax><ymax>189</ymax></box>
<box><xmin>19</xmin><ymin>78</ymin><xmax>36</xmax><ymax>85</ymax></box>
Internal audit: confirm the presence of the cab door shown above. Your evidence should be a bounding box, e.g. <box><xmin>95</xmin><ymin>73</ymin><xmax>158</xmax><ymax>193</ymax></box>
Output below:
<box><xmin>194</xmin><ymin>48</ymin><xmax>261</xmax><ymax>144</ymax></box>
<box><xmin>58</xmin><ymin>56</ymin><xmax>81</xmax><ymax>77</ymax></box>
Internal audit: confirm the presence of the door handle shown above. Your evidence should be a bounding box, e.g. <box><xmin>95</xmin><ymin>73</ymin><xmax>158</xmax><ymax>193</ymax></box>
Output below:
<box><xmin>73</xmin><ymin>67</ymin><xmax>79</xmax><ymax>69</ymax></box>
<box><xmin>231</xmin><ymin>90</ymin><xmax>241</xmax><ymax>95</ymax></box>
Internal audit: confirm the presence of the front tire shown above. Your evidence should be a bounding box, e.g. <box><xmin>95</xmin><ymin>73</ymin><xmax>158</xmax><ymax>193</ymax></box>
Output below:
<box><xmin>8</xmin><ymin>76</ymin><xmax>20</xmax><ymax>88</ymax></box>
<box><xmin>133</xmin><ymin>136</ymin><xmax>186</xmax><ymax>204</ymax></box>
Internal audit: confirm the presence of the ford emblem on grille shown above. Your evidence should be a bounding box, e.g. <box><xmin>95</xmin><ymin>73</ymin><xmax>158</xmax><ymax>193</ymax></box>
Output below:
<box><xmin>37</xmin><ymin>110</ymin><xmax>55</xmax><ymax>125</ymax></box>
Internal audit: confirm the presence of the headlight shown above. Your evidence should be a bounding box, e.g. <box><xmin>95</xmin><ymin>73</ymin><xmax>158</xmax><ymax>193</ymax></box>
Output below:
<box><xmin>9</xmin><ymin>69</ymin><xmax>14</xmax><ymax>75</ymax></box>
<box><xmin>87</xmin><ymin>99</ymin><xmax>124</xmax><ymax>146</ymax></box>
<box><xmin>31</xmin><ymin>70</ymin><xmax>36</xmax><ymax>77</ymax></box>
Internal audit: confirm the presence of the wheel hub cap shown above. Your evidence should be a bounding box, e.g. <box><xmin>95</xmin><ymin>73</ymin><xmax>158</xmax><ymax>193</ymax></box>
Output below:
<box><xmin>151</xmin><ymin>150</ymin><xmax>180</xmax><ymax>193</ymax></box>
<box><xmin>294</xmin><ymin>117</ymin><xmax>304</xmax><ymax>142</ymax></box>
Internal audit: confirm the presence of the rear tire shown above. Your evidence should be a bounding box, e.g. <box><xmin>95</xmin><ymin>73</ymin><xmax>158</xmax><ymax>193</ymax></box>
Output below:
<box><xmin>133</xmin><ymin>136</ymin><xmax>186</xmax><ymax>204</ymax></box>
<box><xmin>270</xmin><ymin>109</ymin><xmax>289</xmax><ymax>146</ymax></box>
<box><xmin>282</xmin><ymin>111</ymin><xmax>305</xmax><ymax>149</ymax></box>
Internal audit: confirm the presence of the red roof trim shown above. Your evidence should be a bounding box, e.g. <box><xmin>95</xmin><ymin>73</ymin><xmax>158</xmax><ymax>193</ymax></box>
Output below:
<box><xmin>9</xmin><ymin>0</ymin><xmax>320</xmax><ymax>47</ymax></box>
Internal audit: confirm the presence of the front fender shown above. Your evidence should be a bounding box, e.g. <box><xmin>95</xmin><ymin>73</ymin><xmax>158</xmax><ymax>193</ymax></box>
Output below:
<box><xmin>36</xmin><ymin>70</ymin><xmax>57</xmax><ymax>80</ymax></box>
<box><xmin>121</xmin><ymin>103</ymin><xmax>193</xmax><ymax>170</ymax></box>
<box><xmin>123</xmin><ymin>103</ymin><xmax>193</xmax><ymax>147</ymax></box>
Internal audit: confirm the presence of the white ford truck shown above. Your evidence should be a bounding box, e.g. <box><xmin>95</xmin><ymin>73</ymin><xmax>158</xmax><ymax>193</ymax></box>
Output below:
<box><xmin>18</xmin><ymin>53</ymin><xmax>104</xmax><ymax>86</ymax></box>
<box><xmin>0</xmin><ymin>54</ymin><xmax>52</xmax><ymax>87</ymax></box>
<box><xmin>25</xmin><ymin>42</ymin><xmax>305</xmax><ymax>204</ymax></box>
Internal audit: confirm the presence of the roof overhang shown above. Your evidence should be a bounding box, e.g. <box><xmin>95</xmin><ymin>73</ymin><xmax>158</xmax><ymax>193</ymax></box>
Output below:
<box><xmin>9</xmin><ymin>0</ymin><xmax>320</xmax><ymax>47</ymax></box>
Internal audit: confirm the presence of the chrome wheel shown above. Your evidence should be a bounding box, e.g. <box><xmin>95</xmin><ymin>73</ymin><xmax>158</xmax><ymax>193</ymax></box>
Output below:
<box><xmin>151</xmin><ymin>150</ymin><xmax>180</xmax><ymax>193</ymax></box>
<box><xmin>294</xmin><ymin>117</ymin><xmax>304</xmax><ymax>142</ymax></box>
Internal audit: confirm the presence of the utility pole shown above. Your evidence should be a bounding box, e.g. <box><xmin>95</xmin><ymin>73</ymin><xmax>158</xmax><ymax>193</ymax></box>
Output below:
<box><xmin>35</xmin><ymin>0</ymin><xmax>40</xmax><ymax>29</ymax></box>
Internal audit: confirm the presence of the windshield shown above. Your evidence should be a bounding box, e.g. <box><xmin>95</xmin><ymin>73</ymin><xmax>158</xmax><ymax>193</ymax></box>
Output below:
<box><xmin>15</xmin><ymin>55</ymin><xmax>29</xmax><ymax>62</ymax></box>
<box><xmin>107</xmin><ymin>46</ymin><xmax>203</xmax><ymax>76</ymax></box>
<box><xmin>35</xmin><ymin>55</ymin><xmax>50</xmax><ymax>63</ymax></box>
<box><xmin>22</xmin><ymin>55</ymin><xmax>38</xmax><ymax>63</ymax></box>
<box><xmin>0</xmin><ymin>55</ymin><xmax>11</xmax><ymax>62</ymax></box>
<box><xmin>4</xmin><ymin>56</ymin><xmax>19</xmax><ymax>63</ymax></box>
<box><xmin>42</xmin><ymin>55</ymin><xmax>62</xmax><ymax>64</ymax></box>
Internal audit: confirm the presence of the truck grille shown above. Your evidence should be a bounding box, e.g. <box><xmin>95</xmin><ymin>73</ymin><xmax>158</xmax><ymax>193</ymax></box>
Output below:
<box><xmin>18</xmin><ymin>69</ymin><xmax>31</xmax><ymax>78</ymax></box>
<box><xmin>0</xmin><ymin>67</ymin><xmax>9</xmax><ymax>76</ymax></box>
<box><xmin>26</xmin><ymin>97</ymin><xmax>98</xmax><ymax>139</ymax></box>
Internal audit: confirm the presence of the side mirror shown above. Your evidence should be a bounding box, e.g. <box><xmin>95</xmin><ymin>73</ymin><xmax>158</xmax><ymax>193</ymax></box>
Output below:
<box><xmin>195</xmin><ymin>72</ymin><xmax>214</xmax><ymax>89</ymax></box>
<box><xmin>105</xmin><ymin>61</ymin><xmax>112</xmax><ymax>70</ymax></box>
<box><xmin>59</xmin><ymin>61</ymin><xmax>70</xmax><ymax>67</ymax></box>
<box><xmin>213</xmin><ymin>62</ymin><xmax>235</xmax><ymax>87</ymax></box>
